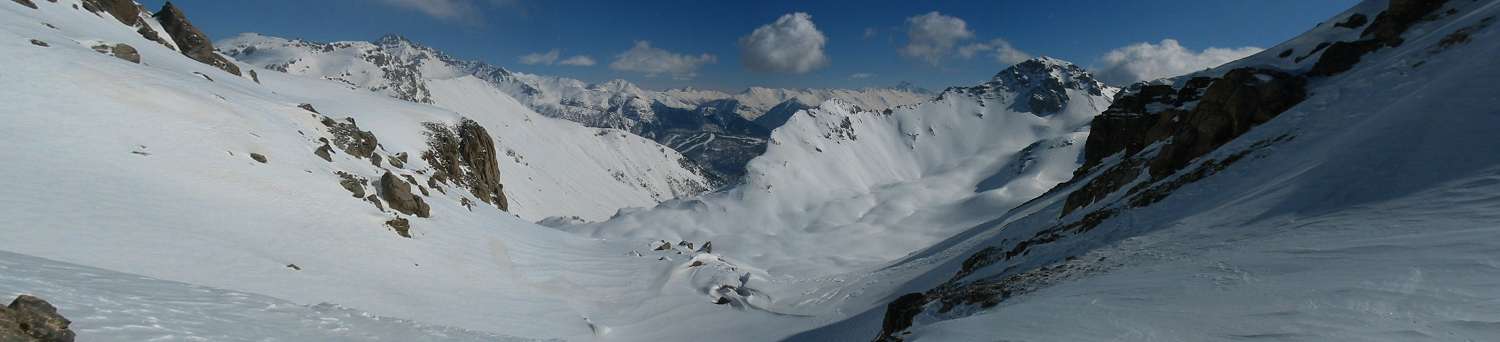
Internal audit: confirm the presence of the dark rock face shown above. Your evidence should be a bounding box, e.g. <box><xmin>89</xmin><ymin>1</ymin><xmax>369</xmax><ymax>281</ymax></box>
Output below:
<box><xmin>1311</xmin><ymin>0</ymin><xmax>1448</xmax><ymax>76</ymax></box>
<box><xmin>1335</xmin><ymin>13</ymin><xmax>1369</xmax><ymax>29</ymax></box>
<box><xmin>28</xmin><ymin>39</ymin><xmax>47</xmax><ymax>47</ymax></box>
<box><xmin>0</xmin><ymin>295</ymin><xmax>75</xmax><ymax>342</ymax></box>
<box><xmin>422</xmin><ymin>119</ymin><xmax>508</xmax><ymax>211</ymax></box>
<box><xmin>153</xmin><ymin>1</ymin><xmax>242</xmax><ymax>76</ymax></box>
<box><xmin>378</xmin><ymin>172</ymin><xmax>429</xmax><ymax>218</ymax></box>
<box><xmin>1064</xmin><ymin>68</ymin><xmax>1305</xmax><ymax>215</ymax></box>
<box><xmin>875</xmin><ymin>293</ymin><xmax>928</xmax><ymax>342</ymax></box>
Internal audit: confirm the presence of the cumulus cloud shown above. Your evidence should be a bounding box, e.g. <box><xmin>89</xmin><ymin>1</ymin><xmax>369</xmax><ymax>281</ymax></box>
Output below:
<box><xmin>1094</xmin><ymin>39</ymin><xmax>1263</xmax><ymax>85</ymax></box>
<box><xmin>518</xmin><ymin>49</ymin><xmax>559</xmax><ymax>65</ymax></box>
<box><xmin>378</xmin><ymin>0</ymin><xmax>515</xmax><ymax>24</ymax></box>
<box><xmin>900</xmin><ymin>12</ymin><xmax>974</xmax><ymax>66</ymax></box>
<box><xmin>610</xmin><ymin>41</ymin><xmax>717</xmax><ymax>79</ymax></box>
<box><xmin>558</xmin><ymin>55</ymin><xmax>596</xmax><ymax>66</ymax></box>
<box><xmin>738</xmin><ymin>12</ymin><xmax>830</xmax><ymax>74</ymax></box>
<box><xmin>519</xmin><ymin>49</ymin><xmax>594</xmax><ymax>67</ymax></box>
<box><xmin>849</xmin><ymin>72</ymin><xmax>876</xmax><ymax>79</ymax></box>
<box><xmin>959</xmin><ymin>38</ymin><xmax>1031</xmax><ymax>65</ymax></box>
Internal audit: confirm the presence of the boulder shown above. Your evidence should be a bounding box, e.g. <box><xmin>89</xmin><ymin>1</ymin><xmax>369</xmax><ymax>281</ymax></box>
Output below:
<box><xmin>249</xmin><ymin>153</ymin><xmax>267</xmax><ymax>163</ymax></box>
<box><xmin>336</xmin><ymin>171</ymin><xmax>366</xmax><ymax>198</ymax></box>
<box><xmin>91</xmin><ymin>43</ymin><xmax>140</xmax><ymax>64</ymax></box>
<box><xmin>12</xmin><ymin>0</ymin><xmax>36</xmax><ymax>9</ymax></box>
<box><xmin>0</xmin><ymin>295</ymin><xmax>75</xmax><ymax>342</ymax></box>
<box><xmin>386</xmin><ymin>218</ymin><xmax>411</xmax><ymax>238</ymax></box>
<box><xmin>421</xmin><ymin>119</ymin><xmax>509</xmax><ymax>211</ymax></box>
<box><xmin>153</xmin><ymin>1</ymin><xmax>241</xmax><ymax>76</ymax></box>
<box><xmin>314</xmin><ymin>144</ymin><xmax>333</xmax><ymax>162</ymax></box>
<box><xmin>28</xmin><ymin>39</ymin><xmax>47</xmax><ymax>47</ymax></box>
<box><xmin>378</xmin><ymin>172</ymin><xmax>429</xmax><ymax>217</ymax></box>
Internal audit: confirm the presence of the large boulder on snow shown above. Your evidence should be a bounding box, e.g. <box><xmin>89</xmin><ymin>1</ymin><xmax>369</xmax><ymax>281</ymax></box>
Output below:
<box><xmin>378</xmin><ymin>172</ymin><xmax>429</xmax><ymax>218</ymax></box>
<box><xmin>152</xmin><ymin>1</ymin><xmax>241</xmax><ymax>76</ymax></box>
<box><xmin>80</xmin><ymin>0</ymin><xmax>174</xmax><ymax>50</ymax></box>
<box><xmin>0</xmin><ymin>295</ymin><xmax>75</xmax><ymax>342</ymax></box>
<box><xmin>422</xmin><ymin>119</ymin><xmax>508</xmax><ymax>211</ymax></box>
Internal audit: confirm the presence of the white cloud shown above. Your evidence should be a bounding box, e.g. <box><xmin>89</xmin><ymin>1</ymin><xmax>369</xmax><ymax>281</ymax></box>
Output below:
<box><xmin>849</xmin><ymin>72</ymin><xmax>876</xmax><ymax>79</ymax></box>
<box><xmin>739</xmin><ymin>12</ymin><xmax>830</xmax><ymax>74</ymax></box>
<box><xmin>519</xmin><ymin>49</ymin><xmax>595</xmax><ymax>67</ymax></box>
<box><xmin>862</xmin><ymin>27</ymin><xmax>879</xmax><ymax>40</ymax></box>
<box><xmin>518</xmin><ymin>49</ymin><xmax>559</xmax><ymax>65</ymax></box>
<box><xmin>610</xmin><ymin>41</ymin><xmax>717</xmax><ymax>79</ymax></box>
<box><xmin>900</xmin><ymin>11</ymin><xmax>974</xmax><ymax>66</ymax></box>
<box><xmin>1094</xmin><ymin>39</ymin><xmax>1263</xmax><ymax>85</ymax></box>
<box><xmin>558</xmin><ymin>55</ymin><xmax>596</xmax><ymax>66</ymax></box>
<box><xmin>959</xmin><ymin>38</ymin><xmax>1031</xmax><ymax>65</ymax></box>
<box><xmin>377</xmin><ymin>0</ymin><xmax>514</xmax><ymax>24</ymax></box>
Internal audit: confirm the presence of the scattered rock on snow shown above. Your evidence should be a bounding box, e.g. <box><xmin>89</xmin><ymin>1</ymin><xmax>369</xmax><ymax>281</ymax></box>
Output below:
<box><xmin>297</xmin><ymin>103</ymin><xmax>319</xmax><ymax>114</ymax></box>
<box><xmin>386</xmin><ymin>217</ymin><xmax>411</xmax><ymax>238</ymax></box>
<box><xmin>11</xmin><ymin>0</ymin><xmax>36</xmax><ymax>9</ymax></box>
<box><xmin>28</xmin><ymin>39</ymin><xmax>47</xmax><ymax>47</ymax></box>
<box><xmin>336</xmin><ymin>171</ymin><xmax>366</xmax><ymax>198</ymax></box>
<box><xmin>314</xmin><ymin>144</ymin><xmax>333</xmax><ymax>162</ymax></box>
<box><xmin>90</xmin><ymin>43</ymin><xmax>139</xmax><ymax>63</ymax></box>
<box><xmin>378</xmin><ymin>172</ymin><xmax>429</xmax><ymax>218</ymax></box>
<box><xmin>0</xmin><ymin>295</ymin><xmax>75</xmax><ymax>342</ymax></box>
<box><xmin>249</xmin><ymin>153</ymin><xmax>267</xmax><ymax>163</ymax></box>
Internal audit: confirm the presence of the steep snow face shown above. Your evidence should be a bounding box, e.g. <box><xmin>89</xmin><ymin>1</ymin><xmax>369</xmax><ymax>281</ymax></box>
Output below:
<box><xmin>800</xmin><ymin>0</ymin><xmax>1500</xmax><ymax>340</ymax></box>
<box><xmin>0</xmin><ymin>1</ymin><xmax>733</xmax><ymax>340</ymax></box>
<box><xmin>566</xmin><ymin>58</ymin><xmax>1118</xmax><ymax>276</ymax></box>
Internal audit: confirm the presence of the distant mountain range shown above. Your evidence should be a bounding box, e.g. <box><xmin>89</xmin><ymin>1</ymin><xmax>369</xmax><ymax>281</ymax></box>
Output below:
<box><xmin>219</xmin><ymin>33</ymin><xmax>930</xmax><ymax>185</ymax></box>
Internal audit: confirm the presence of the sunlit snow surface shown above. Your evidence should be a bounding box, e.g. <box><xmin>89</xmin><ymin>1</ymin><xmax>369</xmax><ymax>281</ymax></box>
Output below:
<box><xmin>3</xmin><ymin>0</ymin><xmax>1500</xmax><ymax>341</ymax></box>
<box><xmin>0</xmin><ymin>251</ymin><xmax>541</xmax><ymax>341</ymax></box>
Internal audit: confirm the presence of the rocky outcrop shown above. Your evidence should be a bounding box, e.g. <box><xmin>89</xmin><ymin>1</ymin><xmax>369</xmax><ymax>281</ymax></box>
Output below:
<box><xmin>336</xmin><ymin>171</ymin><xmax>366</xmax><ymax>198</ymax></box>
<box><xmin>0</xmin><ymin>295</ymin><xmax>75</xmax><ymax>342</ymax></box>
<box><xmin>29</xmin><ymin>39</ymin><xmax>47</xmax><ymax>47</ymax></box>
<box><xmin>1310</xmin><ymin>0</ymin><xmax>1449</xmax><ymax>76</ymax></box>
<box><xmin>378</xmin><ymin>172</ymin><xmax>429</xmax><ymax>218</ymax></box>
<box><xmin>1063</xmin><ymin>68</ymin><xmax>1305</xmax><ymax>216</ymax></box>
<box><xmin>386</xmin><ymin>218</ymin><xmax>411</xmax><ymax>238</ymax></box>
<box><xmin>12</xmin><ymin>0</ymin><xmax>35</xmax><ymax>9</ymax></box>
<box><xmin>153</xmin><ymin>1</ymin><xmax>241</xmax><ymax>76</ymax></box>
<box><xmin>422</xmin><ymin>119</ymin><xmax>508</xmax><ymax>211</ymax></box>
<box><xmin>321</xmin><ymin>117</ymin><xmax>378</xmax><ymax>159</ymax></box>
<box><xmin>940</xmin><ymin>57</ymin><xmax>1108</xmax><ymax>116</ymax></box>
<box><xmin>80</xmin><ymin>0</ymin><xmax>174</xmax><ymax>50</ymax></box>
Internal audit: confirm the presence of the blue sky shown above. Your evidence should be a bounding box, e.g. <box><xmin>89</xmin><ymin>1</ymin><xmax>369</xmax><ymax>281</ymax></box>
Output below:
<box><xmin>144</xmin><ymin>0</ymin><xmax>1358</xmax><ymax>91</ymax></box>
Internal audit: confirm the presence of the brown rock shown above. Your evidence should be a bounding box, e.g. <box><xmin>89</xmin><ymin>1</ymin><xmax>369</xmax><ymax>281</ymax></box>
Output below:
<box><xmin>386</xmin><ymin>218</ymin><xmax>411</xmax><ymax>238</ymax></box>
<box><xmin>0</xmin><ymin>295</ymin><xmax>75</xmax><ymax>342</ymax></box>
<box><xmin>91</xmin><ymin>43</ymin><xmax>140</xmax><ymax>64</ymax></box>
<box><xmin>153</xmin><ymin>1</ymin><xmax>241</xmax><ymax>76</ymax></box>
<box><xmin>336</xmin><ymin>171</ymin><xmax>366</xmax><ymax>198</ymax></box>
<box><xmin>421</xmin><ymin>119</ymin><xmax>509</xmax><ymax>211</ymax></box>
<box><xmin>314</xmin><ymin>144</ymin><xmax>333</xmax><ymax>162</ymax></box>
<box><xmin>378</xmin><ymin>172</ymin><xmax>429</xmax><ymax>218</ymax></box>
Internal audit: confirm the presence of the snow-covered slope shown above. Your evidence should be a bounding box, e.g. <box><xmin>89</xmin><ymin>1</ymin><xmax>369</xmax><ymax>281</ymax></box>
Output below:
<box><xmin>564</xmin><ymin>58</ymin><xmax>1118</xmax><ymax>276</ymax></box>
<box><xmin>781</xmin><ymin>0</ymin><xmax>1500</xmax><ymax>340</ymax></box>
<box><xmin>193</xmin><ymin>37</ymin><xmax>710</xmax><ymax>222</ymax></box>
<box><xmin>0</xmin><ymin>2</ymin><xmax>734</xmax><ymax>339</ymax></box>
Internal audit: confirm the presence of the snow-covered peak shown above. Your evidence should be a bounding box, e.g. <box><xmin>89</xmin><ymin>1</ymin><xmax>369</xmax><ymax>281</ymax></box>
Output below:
<box><xmin>991</xmin><ymin>56</ymin><xmax>1108</xmax><ymax>96</ymax></box>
